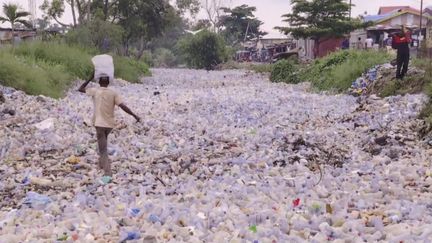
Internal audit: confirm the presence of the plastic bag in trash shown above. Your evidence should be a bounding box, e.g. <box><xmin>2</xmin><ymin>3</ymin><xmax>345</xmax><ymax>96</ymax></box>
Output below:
<box><xmin>34</xmin><ymin>118</ymin><xmax>56</xmax><ymax>131</ymax></box>
<box><xmin>22</xmin><ymin>192</ymin><xmax>52</xmax><ymax>209</ymax></box>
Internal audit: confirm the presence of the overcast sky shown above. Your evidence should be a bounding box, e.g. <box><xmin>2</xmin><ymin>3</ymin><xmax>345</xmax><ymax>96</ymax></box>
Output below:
<box><xmin>1</xmin><ymin>0</ymin><xmax>432</xmax><ymax>37</ymax></box>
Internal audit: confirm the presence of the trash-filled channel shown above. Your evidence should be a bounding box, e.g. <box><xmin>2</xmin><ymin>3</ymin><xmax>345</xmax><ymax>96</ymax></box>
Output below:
<box><xmin>1</xmin><ymin>68</ymin><xmax>431</xmax><ymax>242</ymax></box>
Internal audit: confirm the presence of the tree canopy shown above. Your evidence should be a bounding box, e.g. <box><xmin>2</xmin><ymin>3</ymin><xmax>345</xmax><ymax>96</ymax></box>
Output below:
<box><xmin>218</xmin><ymin>4</ymin><xmax>267</xmax><ymax>45</ymax></box>
<box><xmin>276</xmin><ymin>0</ymin><xmax>363</xmax><ymax>41</ymax></box>
<box><xmin>0</xmin><ymin>3</ymin><xmax>31</xmax><ymax>29</ymax></box>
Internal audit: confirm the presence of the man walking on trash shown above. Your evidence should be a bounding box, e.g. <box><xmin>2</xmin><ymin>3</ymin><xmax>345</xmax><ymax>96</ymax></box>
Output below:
<box><xmin>78</xmin><ymin>54</ymin><xmax>140</xmax><ymax>176</ymax></box>
<box><xmin>392</xmin><ymin>25</ymin><xmax>411</xmax><ymax>80</ymax></box>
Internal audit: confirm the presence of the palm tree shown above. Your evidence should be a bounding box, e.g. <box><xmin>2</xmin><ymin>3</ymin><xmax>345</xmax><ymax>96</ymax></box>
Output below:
<box><xmin>0</xmin><ymin>3</ymin><xmax>31</xmax><ymax>44</ymax></box>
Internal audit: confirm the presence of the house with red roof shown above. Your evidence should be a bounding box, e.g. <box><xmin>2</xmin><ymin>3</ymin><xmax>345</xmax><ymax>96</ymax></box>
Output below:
<box><xmin>293</xmin><ymin>5</ymin><xmax>432</xmax><ymax>59</ymax></box>
<box><xmin>364</xmin><ymin>6</ymin><xmax>428</xmax><ymax>30</ymax></box>
<box><xmin>378</xmin><ymin>6</ymin><xmax>420</xmax><ymax>15</ymax></box>
<box><xmin>424</xmin><ymin>7</ymin><xmax>432</xmax><ymax>17</ymax></box>
<box><xmin>350</xmin><ymin>5</ymin><xmax>432</xmax><ymax>50</ymax></box>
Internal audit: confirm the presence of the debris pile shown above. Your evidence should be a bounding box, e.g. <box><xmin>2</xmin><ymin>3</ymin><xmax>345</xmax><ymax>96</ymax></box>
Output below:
<box><xmin>349</xmin><ymin>64</ymin><xmax>391</xmax><ymax>96</ymax></box>
<box><xmin>0</xmin><ymin>69</ymin><xmax>431</xmax><ymax>242</ymax></box>
<box><xmin>349</xmin><ymin>63</ymin><xmax>425</xmax><ymax>96</ymax></box>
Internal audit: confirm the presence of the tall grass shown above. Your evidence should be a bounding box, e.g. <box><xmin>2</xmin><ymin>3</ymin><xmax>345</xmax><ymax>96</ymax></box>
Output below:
<box><xmin>0</xmin><ymin>42</ymin><xmax>151</xmax><ymax>98</ymax></box>
<box><xmin>219</xmin><ymin>60</ymin><xmax>274</xmax><ymax>73</ymax></box>
<box><xmin>300</xmin><ymin>50</ymin><xmax>393</xmax><ymax>91</ymax></box>
<box><xmin>0</xmin><ymin>51</ymin><xmax>72</xmax><ymax>98</ymax></box>
<box><xmin>13</xmin><ymin>42</ymin><xmax>94</xmax><ymax>79</ymax></box>
<box><xmin>114</xmin><ymin>56</ymin><xmax>151</xmax><ymax>82</ymax></box>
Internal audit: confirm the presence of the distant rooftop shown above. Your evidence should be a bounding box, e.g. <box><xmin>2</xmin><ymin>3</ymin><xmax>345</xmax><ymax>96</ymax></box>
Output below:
<box><xmin>364</xmin><ymin>6</ymin><xmax>424</xmax><ymax>24</ymax></box>
<box><xmin>363</xmin><ymin>13</ymin><xmax>392</xmax><ymax>23</ymax></box>
<box><xmin>378</xmin><ymin>6</ymin><xmax>420</xmax><ymax>15</ymax></box>
<box><xmin>0</xmin><ymin>27</ymin><xmax>36</xmax><ymax>32</ymax></box>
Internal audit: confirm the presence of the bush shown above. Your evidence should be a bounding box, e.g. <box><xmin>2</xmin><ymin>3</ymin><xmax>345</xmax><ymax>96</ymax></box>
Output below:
<box><xmin>153</xmin><ymin>48</ymin><xmax>177</xmax><ymax>67</ymax></box>
<box><xmin>65</xmin><ymin>19</ymin><xmax>125</xmax><ymax>53</ymax></box>
<box><xmin>140</xmin><ymin>50</ymin><xmax>154</xmax><ymax>67</ymax></box>
<box><xmin>114</xmin><ymin>56</ymin><xmax>150</xmax><ymax>83</ymax></box>
<box><xmin>270</xmin><ymin>60</ymin><xmax>299</xmax><ymax>83</ymax></box>
<box><xmin>177</xmin><ymin>31</ymin><xmax>228</xmax><ymax>70</ymax></box>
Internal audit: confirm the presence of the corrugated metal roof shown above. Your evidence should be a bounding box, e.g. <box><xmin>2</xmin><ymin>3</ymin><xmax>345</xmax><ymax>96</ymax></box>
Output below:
<box><xmin>363</xmin><ymin>8</ymin><xmax>431</xmax><ymax>25</ymax></box>
<box><xmin>363</xmin><ymin>13</ymin><xmax>392</xmax><ymax>22</ymax></box>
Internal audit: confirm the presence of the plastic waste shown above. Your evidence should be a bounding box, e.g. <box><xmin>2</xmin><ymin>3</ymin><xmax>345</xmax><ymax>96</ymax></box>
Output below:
<box><xmin>100</xmin><ymin>176</ymin><xmax>112</xmax><ymax>184</ymax></box>
<box><xmin>0</xmin><ymin>69</ymin><xmax>431</xmax><ymax>242</ymax></box>
<box><xmin>22</xmin><ymin>192</ymin><xmax>52</xmax><ymax>209</ymax></box>
<box><xmin>34</xmin><ymin>118</ymin><xmax>56</xmax><ymax>130</ymax></box>
<box><xmin>128</xmin><ymin>208</ymin><xmax>141</xmax><ymax>217</ymax></box>
<box><xmin>120</xmin><ymin>231</ymin><xmax>140</xmax><ymax>242</ymax></box>
<box><xmin>148</xmin><ymin>214</ymin><xmax>162</xmax><ymax>224</ymax></box>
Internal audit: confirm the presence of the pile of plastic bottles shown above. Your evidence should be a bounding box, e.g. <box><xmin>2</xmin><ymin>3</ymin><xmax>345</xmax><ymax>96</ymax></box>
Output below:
<box><xmin>350</xmin><ymin>66</ymin><xmax>381</xmax><ymax>96</ymax></box>
<box><xmin>0</xmin><ymin>69</ymin><xmax>431</xmax><ymax>242</ymax></box>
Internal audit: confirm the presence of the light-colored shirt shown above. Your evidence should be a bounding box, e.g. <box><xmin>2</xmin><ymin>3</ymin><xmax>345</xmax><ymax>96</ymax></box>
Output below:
<box><xmin>86</xmin><ymin>87</ymin><xmax>123</xmax><ymax>128</ymax></box>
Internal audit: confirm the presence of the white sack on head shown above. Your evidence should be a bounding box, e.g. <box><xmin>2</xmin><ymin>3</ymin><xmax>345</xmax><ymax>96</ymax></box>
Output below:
<box><xmin>91</xmin><ymin>54</ymin><xmax>114</xmax><ymax>82</ymax></box>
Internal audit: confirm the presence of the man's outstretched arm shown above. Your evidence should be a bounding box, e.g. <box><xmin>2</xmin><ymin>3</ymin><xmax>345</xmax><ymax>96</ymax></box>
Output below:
<box><xmin>119</xmin><ymin>103</ymin><xmax>140</xmax><ymax>122</ymax></box>
<box><xmin>78</xmin><ymin>73</ymin><xmax>94</xmax><ymax>93</ymax></box>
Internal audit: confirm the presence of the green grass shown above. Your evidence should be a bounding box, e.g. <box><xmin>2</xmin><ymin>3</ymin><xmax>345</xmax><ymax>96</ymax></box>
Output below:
<box><xmin>113</xmin><ymin>56</ymin><xmax>151</xmax><ymax>83</ymax></box>
<box><xmin>0</xmin><ymin>51</ymin><xmax>72</xmax><ymax>98</ymax></box>
<box><xmin>0</xmin><ymin>42</ymin><xmax>151</xmax><ymax>98</ymax></box>
<box><xmin>270</xmin><ymin>60</ymin><xmax>299</xmax><ymax>83</ymax></box>
<box><xmin>300</xmin><ymin>50</ymin><xmax>393</xmax><ymax>92</ymax></box>
<box><xmin>412</xmin><ymin>57</ymin><xmax>432</xmax><ymax>71</ymax></box>
<box><xmin>250</xmin><ymin>63</ymin><xmax>273</xmax><ymax>73</ymax></box>
<box><xmin>219</xmin><ymin>60</ymin><xmax>274</xmax><ymax>73</ymax></box>
<box><xmin>13</xmin><ymin>42</ymin><xmax>94</xmax><ymax>79</ymax></box>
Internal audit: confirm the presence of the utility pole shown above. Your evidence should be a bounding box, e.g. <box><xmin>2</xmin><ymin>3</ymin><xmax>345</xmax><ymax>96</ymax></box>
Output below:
<box><xmin>419</xmin><ymin>0</ymin><xmax>424</xmax><ymax>51</ymax></box>
<box><xmin>349</xmin><ymin>0</ymin><xmax>352</xmax><ymax>19</ymax></box>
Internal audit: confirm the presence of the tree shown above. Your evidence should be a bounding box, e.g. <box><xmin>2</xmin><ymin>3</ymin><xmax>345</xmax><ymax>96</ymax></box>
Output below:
<box><xmin>177</xmin><ymin>30</ymin><xmax>227</xmax><ymax>70</ymax></box>
<box><xmin>175</xmin><ymin>0</ymin><xmax>200</xmax><ymax>17</ymax></box>
<box><xmin>218</xmin><ymin>4</ymin><xmax>267</xmax><ymax>45</ymax></box>
<box><xmin>65</xmin><ymin>18</ymin><xmax>124</xmax><ymax>51</ymax></box>
<box><xmin>40</xmin><ymin>0</ymin><xmax>72</xmax><ymax>27</ymax></box>
<box><xmin>0</xmin><ymin>3</ymin><xmax>31</xmax><ymax>44</ymax></box>
<box><xmin>276</xmin><ymin>0</ymin><xmax>363</xmax><ymax>58</ymax></box>
<box><xmin>40</xmin><ymin>0</ymin><xmax>95</xmax><ymax>27</ymax></box>
<box><xmin>203</xmin><ymin>0</ymin><xmax>230</xmax><ymax>32</ymax></box>
<box><xmin>116</xmin><ymin>0</ymin><xmax>174</xmax><ymax>57</ymax></box>
<box><xmin>193</xmin><ymin>19</ymin><xmax>212</xmax><ymax>31</ymax></box>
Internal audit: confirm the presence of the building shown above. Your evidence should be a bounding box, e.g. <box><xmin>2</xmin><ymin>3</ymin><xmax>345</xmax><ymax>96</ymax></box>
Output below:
<box><xmin>359</xmin><ymin>6</ymin><xmax>431</xmax><ymax>48</ymax></box>
<box><xmin>424</xmin><ymin>6</ymin><xmax>432</xmax><ymax>17</ymax></box>
<box><xmin>0</xmin><ymin>28</ymin><xmax>37</xmax><ymax>45</ymax></box>
<box><xmin>378</xmin><ymin>6</ymin><xmax>420</xmax><ymax>15</ymax></box>
<box><xmin>238</xmin><ymin>37</ymin><xmax>294</xmax><ymax>62</ymax></box>
<box><xmin>294</xmin><ymin>37</ymin><xmax>346</xmax><ymax>60</ymax></box>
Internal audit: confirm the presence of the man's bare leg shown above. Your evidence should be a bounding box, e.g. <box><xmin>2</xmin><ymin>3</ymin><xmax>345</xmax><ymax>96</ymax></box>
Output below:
<box><xmin>96</xmin><ymin>127</ymin><xmax>113</xmax><ymax>176</ymax></box>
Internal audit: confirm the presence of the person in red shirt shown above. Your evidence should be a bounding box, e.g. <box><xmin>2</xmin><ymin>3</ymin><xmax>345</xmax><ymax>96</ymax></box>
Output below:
<box><xmin>392</xmin><ymin>25</ymin><xmax>411</xmax><ymax>80</ymax></box>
